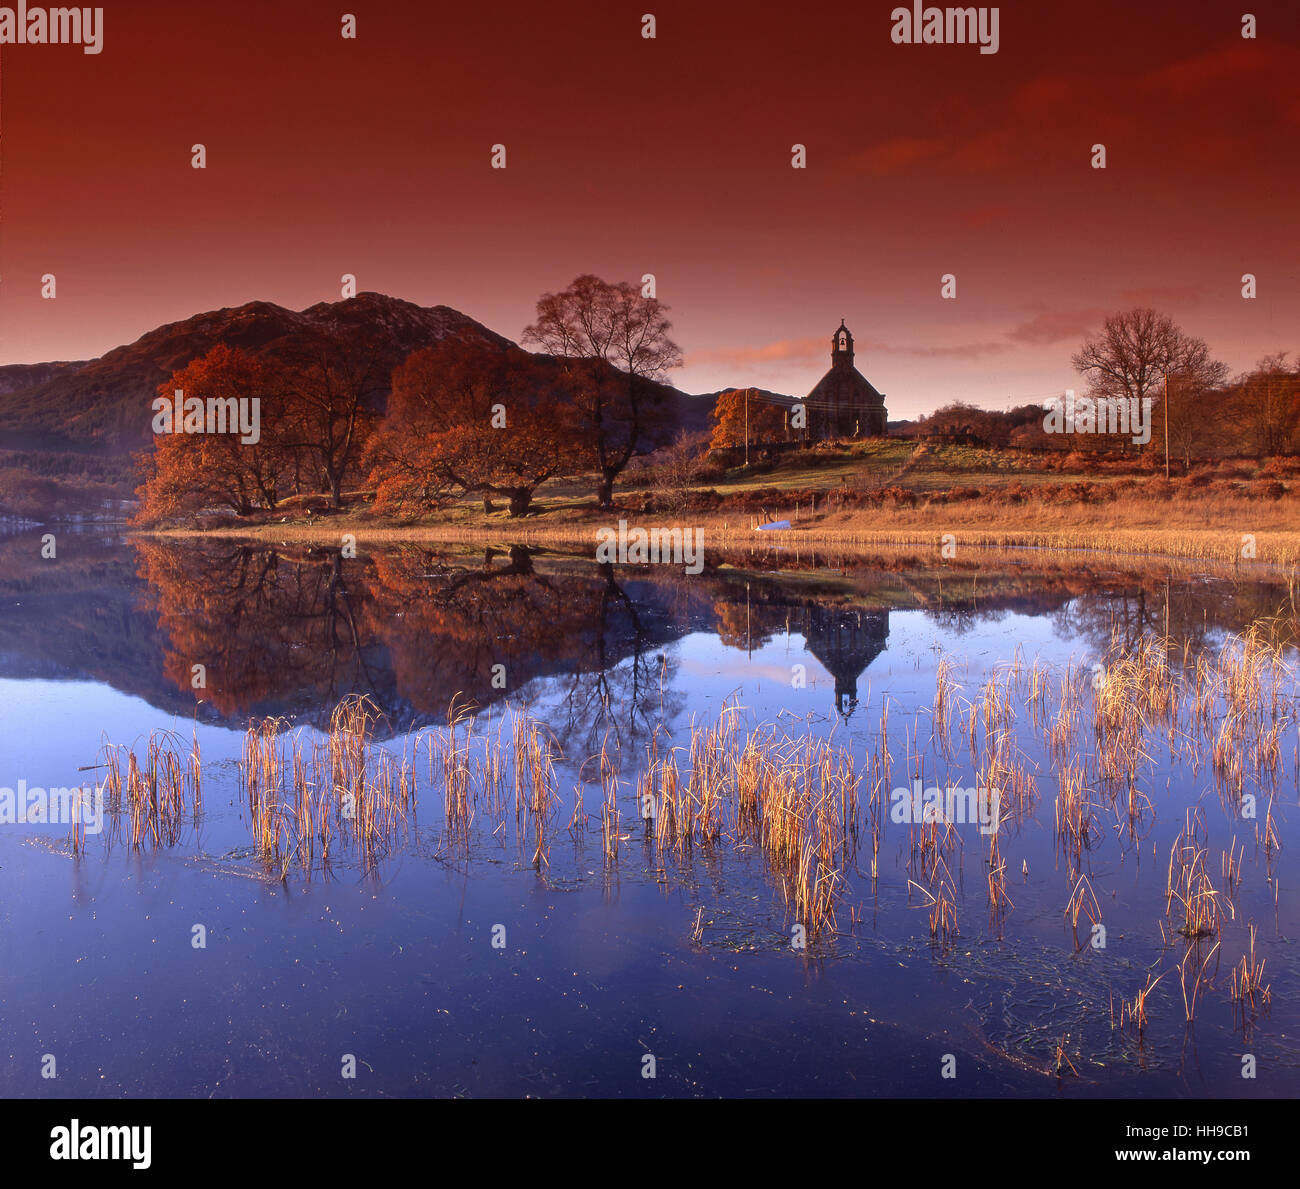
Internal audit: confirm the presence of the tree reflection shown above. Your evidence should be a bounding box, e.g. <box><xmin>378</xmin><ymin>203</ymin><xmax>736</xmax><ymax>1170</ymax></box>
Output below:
<box><xmin>124</xmin><ymin>539</ymin><xmax>1300</xmax><ymax>734</ymax></box>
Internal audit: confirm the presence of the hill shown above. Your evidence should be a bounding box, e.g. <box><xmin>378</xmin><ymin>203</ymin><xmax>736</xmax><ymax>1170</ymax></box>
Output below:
<box><xmin>0</xmin><ymin>291</ymin><xmax>713</xmax><ymax>460</ymax></box>
<box><xmin>0</xmin><ymin>293</ymin><xmax>517</xmax><ymax>453</ymax></box>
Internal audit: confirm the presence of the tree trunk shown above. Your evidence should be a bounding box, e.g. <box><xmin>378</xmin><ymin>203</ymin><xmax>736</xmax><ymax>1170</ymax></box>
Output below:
<box><xmin>595</xmin><ymin>475</ymin><xmax>614</xmax><ymax>509</ymax></box>
<box><xmin>507</xmin><ymin>489</ymin><xmax>532</xmax><ymax>518</ymax></box>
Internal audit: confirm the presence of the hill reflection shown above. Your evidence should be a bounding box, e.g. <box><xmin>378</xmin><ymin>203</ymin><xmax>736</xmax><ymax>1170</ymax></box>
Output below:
<box><xmin>0</xmin><ymin>532</ymin><xmax>1291</xmax><ymax>734</ymax></box>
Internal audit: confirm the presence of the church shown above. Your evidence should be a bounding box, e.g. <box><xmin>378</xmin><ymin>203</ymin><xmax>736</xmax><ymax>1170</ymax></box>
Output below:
<box><xmin>805</xmin><ymin>321</ymin><xmax>888</xmax><ymax>439</ymax></box>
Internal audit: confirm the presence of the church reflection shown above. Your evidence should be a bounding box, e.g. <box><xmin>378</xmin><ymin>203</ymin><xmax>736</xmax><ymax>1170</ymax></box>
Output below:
<box><xmin>712</xmin><ymin>592</ymin><xmax>889</xmax><ymax>719</ymax></box>
<box><xmin>803</xmin><ymin>605</ymin><xmax>889</xmax><ymax>718</ymax></box>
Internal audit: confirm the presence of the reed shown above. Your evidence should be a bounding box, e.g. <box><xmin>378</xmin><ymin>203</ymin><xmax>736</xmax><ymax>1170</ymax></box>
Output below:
<box><xmin>1064</xmin><ymin>873</ymin><xmax>1102</xmax><ymax>950</ymax></box>
<box><xmin>986</xmin><ymin>831</ymin><xmax>1012</xmax><ymax>913</ymax></box>
<box><xmin>1115</xmin><ymin>972</ymin><xmax>1161</xmax><ymax>1037</ymax></box>
<box><xmin>1054</xmin><ymin>761</ymin><xmax>1094</xmax><ymax>853</ymax></box>
<box><xmin>1053</xmin><ymin>1035</ymin><xmax>1079</xmax><ymax>1078</ymax></box>
<box><xmin>933</xmin><ymin>656</ymin><xmax>959</xmax><ymax>743</ymax></box>
<box><xmin>1178</xmin><ymin>939</ymin><xmax>1220</xmax><ymax>1024</ymax></box>
<box><xmin>910</xmin><ymin>858</ymin><xmax>959</xmax><ymax>946</ymax></box>
<box><xmin>1229</xmin><ymin>923</ymin><xmax>1271</xmax><ymax>1011</ymax></box>
<box><xmin>1165</xmin><ymin>811</ymin><xmax>1231</xmax><ymax>939</ymax></box>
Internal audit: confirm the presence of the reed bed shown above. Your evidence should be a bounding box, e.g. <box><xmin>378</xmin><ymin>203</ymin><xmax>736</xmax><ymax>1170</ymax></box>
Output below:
<box><xmin>637</xmin><ymin>712</ymin><xmax>860</xmax><ymax>936</ymax></box>
<box><xmin>74</xmin><ymin>610</ymin><xmax>1297</xmax><ymax>1052</ymax></box>
<box><xmin>100</xmin><ymin>729</ymin><xmax>201</xmax><ymax>850</ymax></box>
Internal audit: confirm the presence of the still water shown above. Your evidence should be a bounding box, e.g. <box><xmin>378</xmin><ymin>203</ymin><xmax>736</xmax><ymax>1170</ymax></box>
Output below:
<box><xmin>1</xmin><ymin>531</ymin><xmax>1296</xmax><ymax>1097</ymax></box>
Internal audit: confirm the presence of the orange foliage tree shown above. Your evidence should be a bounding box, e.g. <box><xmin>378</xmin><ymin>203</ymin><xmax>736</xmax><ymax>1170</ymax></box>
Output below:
<box><xmin>709</xmin><ymin>388</ymin><xmax>787</xmax><ymax>450</ymax></box>
<box><xmin>367</xmin><ymin>341</ymin><xmax>579</xmax><ymax>517</ymax></box>
<box><xmin>134</xmin><ymin>346</ymin><xmax>291</xmax><ymax>523</ymax></box>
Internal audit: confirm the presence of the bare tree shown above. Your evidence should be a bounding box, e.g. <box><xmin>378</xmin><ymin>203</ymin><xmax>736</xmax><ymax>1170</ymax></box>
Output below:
<box><xmin>283</xmin><ymin>329</ymin><xmax>385</xmax><ymax>507</ymax></box>
<box><xmin>523</xmin><ymin>275</ymin><xmax>683</xmax><ymax>508</ymax></box>
<box><xmin>1072</xmin><ymin>308</ymin><xmax>1225</xmax><ymax>462</ymax></box>
<box><xmin>1164</xmin><ymin>373</ymin><xmax>1231</xmax><ymax>466</ymax></box>
<box><xmin>1229</xmin><ymin>352</ymin><xmax>1300</xmax><ymax>457</ymax></box>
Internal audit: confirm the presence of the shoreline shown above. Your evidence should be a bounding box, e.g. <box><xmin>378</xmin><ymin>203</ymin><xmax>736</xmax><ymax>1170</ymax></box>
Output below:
<box><xmin>136</xmin><ymin>513</ymin><xmax>1300</xmax><ymax>570</ymax></box>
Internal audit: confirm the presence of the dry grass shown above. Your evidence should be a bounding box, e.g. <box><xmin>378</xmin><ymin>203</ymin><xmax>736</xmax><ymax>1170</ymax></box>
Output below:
<box><xmin>145</xmin><ymin>486</ymin><xmax>1300</xmax><ymax>567</ymax></box>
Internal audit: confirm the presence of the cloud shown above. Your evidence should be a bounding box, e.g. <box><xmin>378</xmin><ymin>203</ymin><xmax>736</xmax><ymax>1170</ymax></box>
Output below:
<box><xmin>1010</xmin><ymin>286</ymin><xmax>1208</xmax><ymax>346</ymax></box>
<box><xmin>691</xmin><ymin>336</ymin><xmax>826</xmax><ymax>369</ymax></box>
<box><xmin>847</xmin><ymin>136</ymin><xmax>948</xmax><ymax>175</ymax></box>
<box><xmin>873</xmin><ymin>340</ymin><xmax>1011</xmax><ymax>360</ymax></box>
<box><xmin>840</xmin><ymin>41</ymin><xmax>1300</xmax><ymax>182</ymax></box>
<box><xmin>701</xmin><ymin>285</ymin><xmax>1213</xmax><ymax>380</ymax></box>
<box><xmin>699</xmin><ymin>335</ymin><xmax>1011</xmax><ymax>370</ymax></box>
<box><xmin>1007</xmin><ymin>309</ymin><xmax>1109</xmax><ymax>346</ymax></box>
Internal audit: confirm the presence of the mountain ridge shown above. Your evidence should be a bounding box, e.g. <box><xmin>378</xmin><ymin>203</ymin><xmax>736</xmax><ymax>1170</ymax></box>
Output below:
<box><xmin>0</xmin><ymin>292</ymin><xmax>522</xmax><ymax>452</ymax></box>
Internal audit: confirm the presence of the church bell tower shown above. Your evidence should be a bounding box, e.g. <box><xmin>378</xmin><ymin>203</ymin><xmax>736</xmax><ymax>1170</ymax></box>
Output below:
<box><xmin>831</xmin><ymin>319</ymin><xmax>854</xmax><ymax>369</ymax></box>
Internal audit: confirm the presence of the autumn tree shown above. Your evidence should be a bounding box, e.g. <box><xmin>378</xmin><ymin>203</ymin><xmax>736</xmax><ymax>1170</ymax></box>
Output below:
<box><xmin>134</xmin><ymin>345</ymin><xmax>290</xmax><ymax>523</ymax></box>
<box><xmin>522</xmin><ymin>274</ymin><xmax>683</xmax><ymax>508</ymax></box>
<box><xmin>709</xmin><ymin>388</ymin><xmax>787</xmax><ymax>450</ymax></box>
<box><xmin>368</xmin><ymin>341</ymin><xmax>578</xmax><ymax>517</ymax></box>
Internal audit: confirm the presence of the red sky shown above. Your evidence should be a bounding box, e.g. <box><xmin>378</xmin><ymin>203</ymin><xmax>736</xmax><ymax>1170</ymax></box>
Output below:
<box><xmin>1</xmin><ymin>0</ymin><xmax>1297</xmax><ymax>418</ymax></box>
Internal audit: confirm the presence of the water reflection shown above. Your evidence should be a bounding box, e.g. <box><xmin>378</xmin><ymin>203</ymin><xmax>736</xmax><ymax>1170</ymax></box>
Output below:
<box><xmin>0</xmin><ymin>531</ymin><xmax>1293</xmax><ymax>733</ymax></box>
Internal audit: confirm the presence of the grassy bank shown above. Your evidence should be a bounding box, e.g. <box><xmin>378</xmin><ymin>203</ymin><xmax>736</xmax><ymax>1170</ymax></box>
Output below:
<box><xmin>141</xmin><ymin>441</ymin><xmax>1300</xmax><ymax>568</ymax></box>
<box><xmin>148</xmin><ymin>502</ymin><xmax>1300</xmax><ymax>568</ymax></box>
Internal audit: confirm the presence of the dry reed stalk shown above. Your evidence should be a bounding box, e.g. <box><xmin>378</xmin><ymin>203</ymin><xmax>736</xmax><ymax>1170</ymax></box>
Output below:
<box><xmin>933</xmin><ymin>656</ymin><xmax>958</xmax><ymax>745</ymax></box>
<box><xmin>1054</xmin><ymin>761</ymin><xmax>1095</xmax><ymax>853</ymax></box>
<box><xmin>1166</xmin><ymin>810</ymin><xmax>1232</xmax><ymax>939</ymax></box>
<box><xmin>909</xmin><ymin>857</ymin><xmax>959</xmax><ymax>945</ymax></box>
<box><xmin>986</xmin><ymin>831</ymin><xmax>1012</xmax><ymax>913</ymax></box>
<box><xmin>1229</xmin><ymin>923</ymin><xmax>1271</xmax><ymax>1010</ymax></box>
<box><xmin>1116</xmin><ymin>972</ymin><xmax>1162</xmax><ymax>1036</ymax></box>
<box><xmin>1178</xmin><ymin>939</ymin><xmax>1220</xmax><ymax>1023</ymax></box>
<box><xmin>1065</xmin><ymin>873</ymin><xmax>1102</xmax><ymax>938</ymax></box>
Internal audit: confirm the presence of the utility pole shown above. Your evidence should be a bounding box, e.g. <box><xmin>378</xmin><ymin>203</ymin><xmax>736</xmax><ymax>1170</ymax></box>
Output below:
<box><xmin>744</xmin><ymin>387</ymin><xmax>750</xmax><ymax>467</ymax></box>
<box><xmin>1163</xmin><ymin>372</ymin><xmax>1170</xmax><ymax>480</ymax></box>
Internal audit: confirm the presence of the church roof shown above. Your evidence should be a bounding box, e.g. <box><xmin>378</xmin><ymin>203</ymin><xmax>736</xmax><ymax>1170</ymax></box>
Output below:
<box><xmin>807</xmin><ymin>365</ymin><xmax>886</xmax><ymax>405</ymax></box>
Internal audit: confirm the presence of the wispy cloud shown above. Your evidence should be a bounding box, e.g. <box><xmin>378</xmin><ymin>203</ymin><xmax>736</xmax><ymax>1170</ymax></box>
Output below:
<box><xmin>841</xmin><ymin>40</ymin><xmax>1300</xmax><ymax>181</ymax></box>
<box><xmin>871</xmin><ymin>340</ymin><xmax>1011</xmax><ymax>360</ymax></box>
<box><xmin>1007</xmin><ymin>309</ymin><xmax>1110</xmax><ymax>346</ymax></box>
<box><xmin>696</xmin><ymin>335</ymin><xmax>1011</xmax><ymax>371</ymax></box>
<box><xmin>691</xmin><ymin>336</ymin><xmax>826</xmax><ymax>369</ymax></box>
<box><xmin>847</xmin><ymin>136</ymin><xmax>948</xmax><ymax>175</ymax></box>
